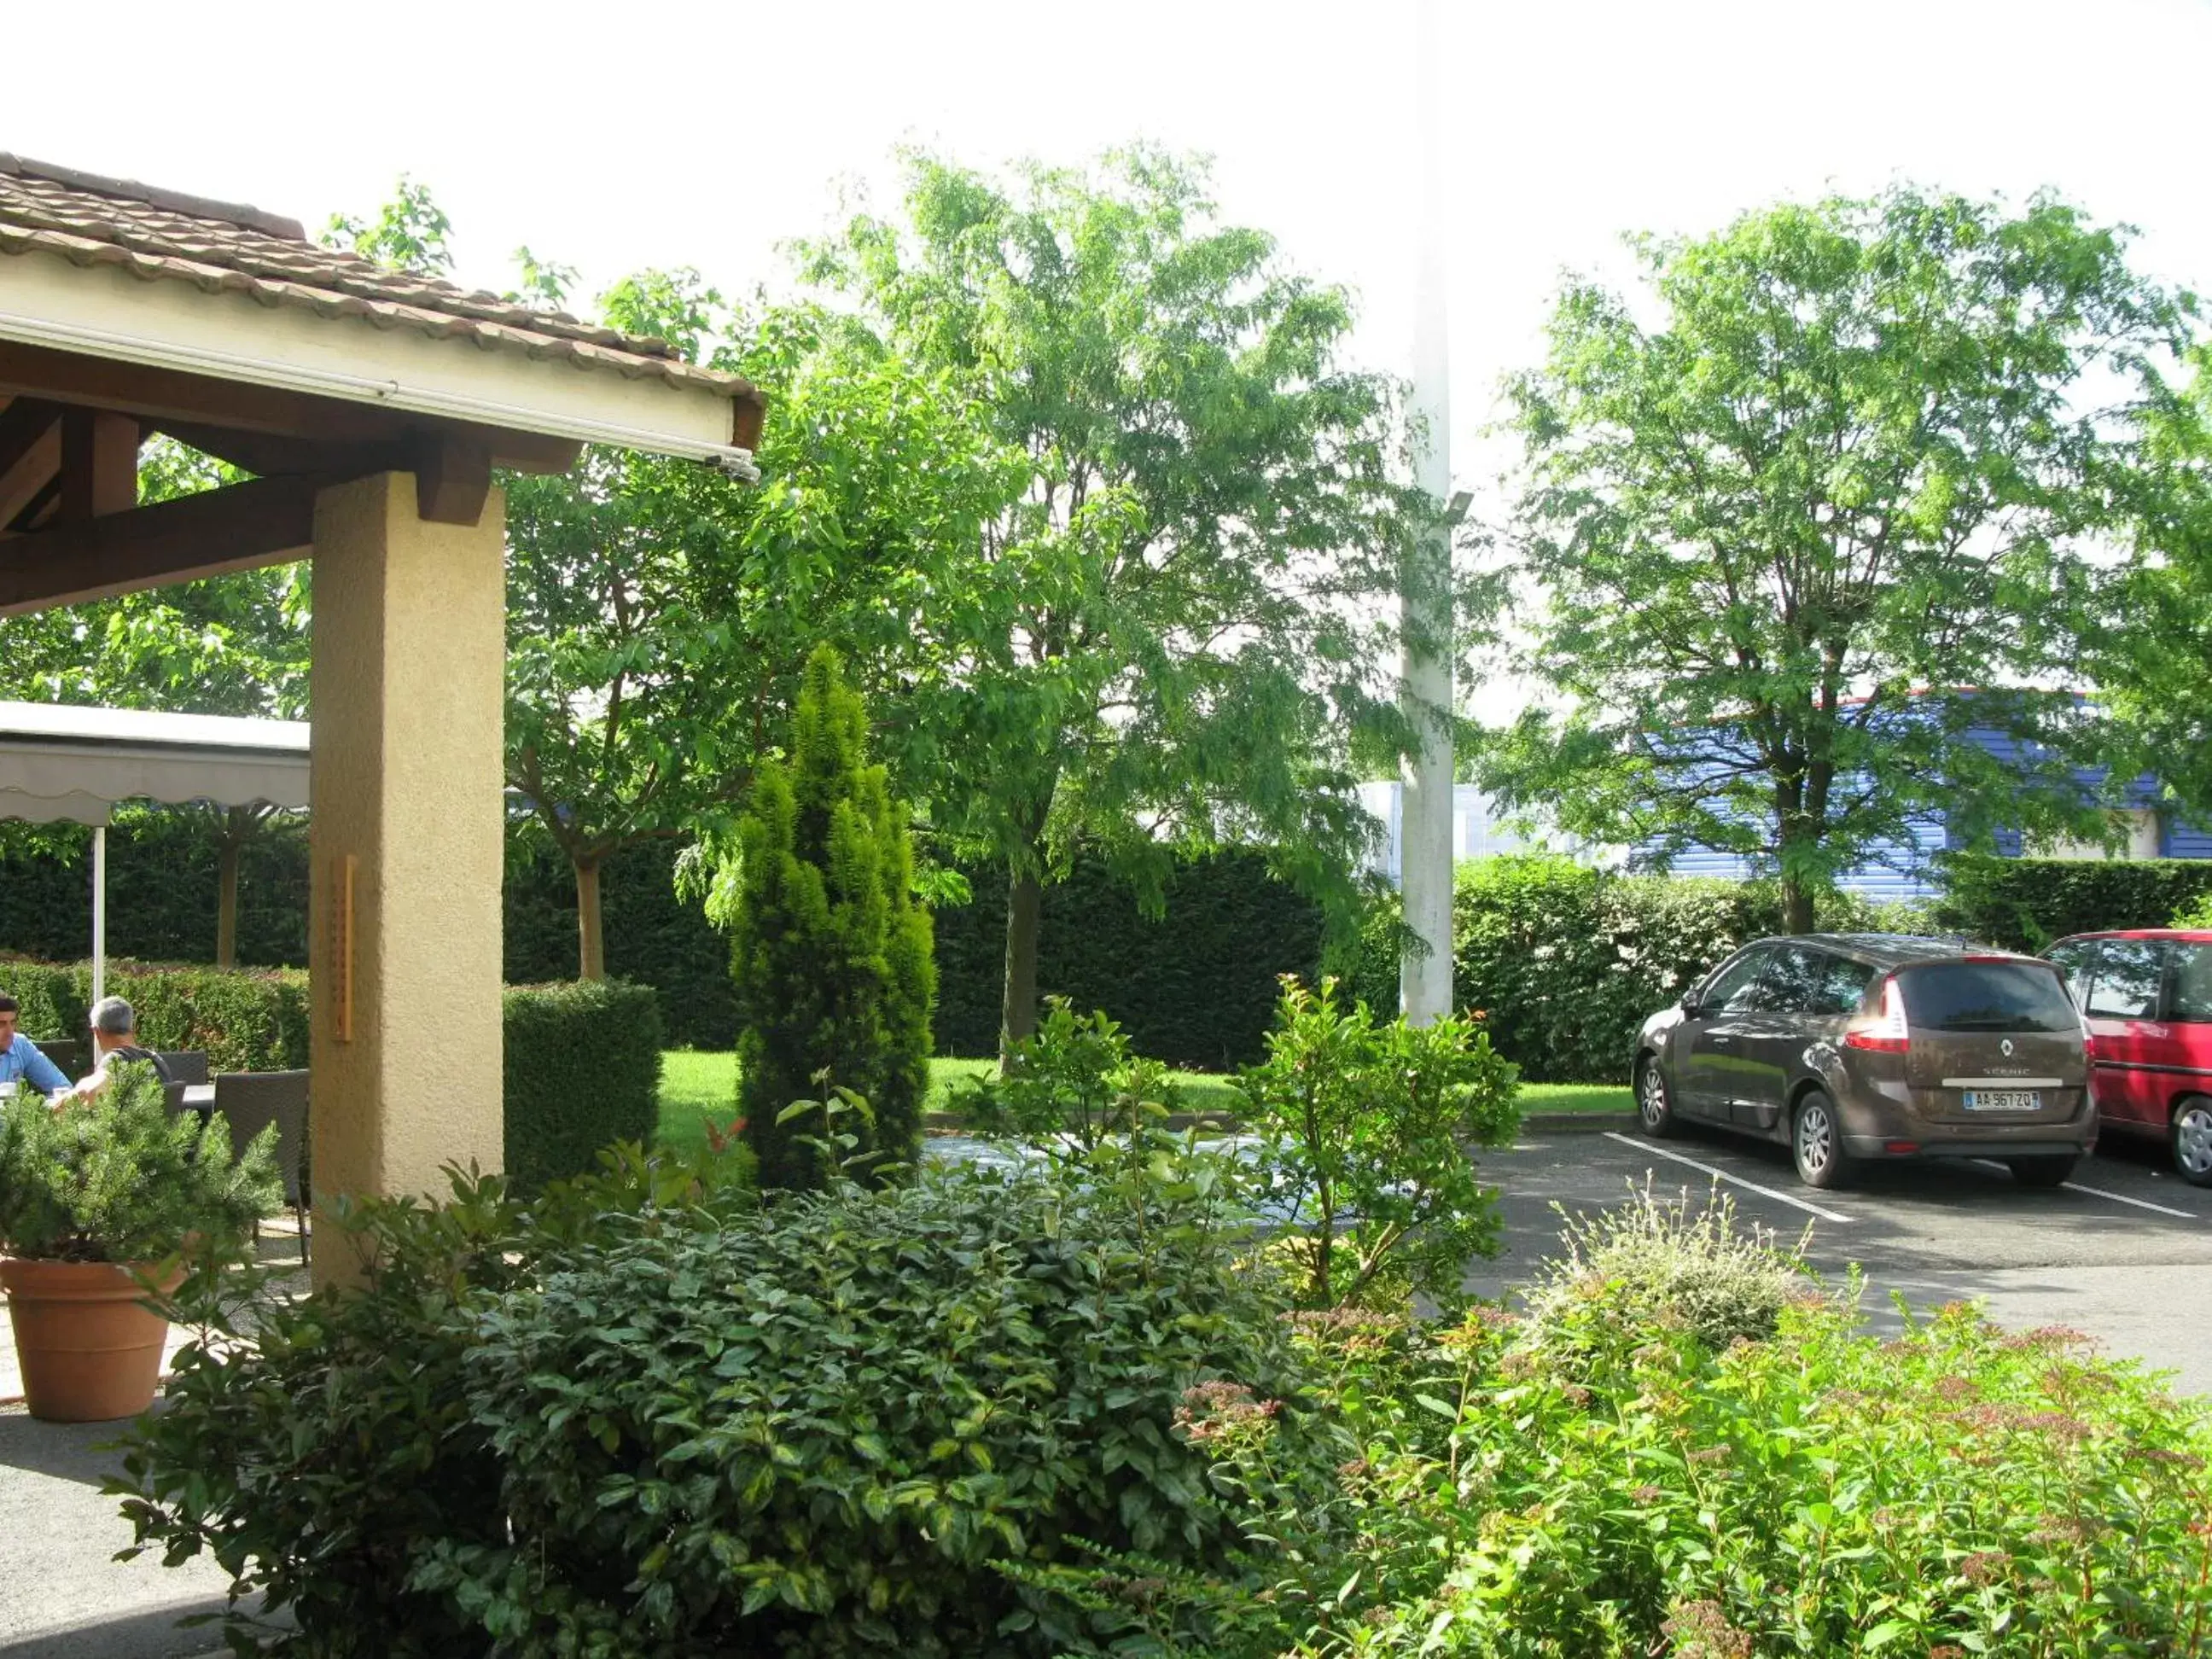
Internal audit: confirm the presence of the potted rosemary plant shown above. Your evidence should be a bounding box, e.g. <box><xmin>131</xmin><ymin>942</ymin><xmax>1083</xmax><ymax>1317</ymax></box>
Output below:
<box><xmin>0</xmin><ymin>1060</ymin><xmax>281</xmax><ymax>1421</ymax></box>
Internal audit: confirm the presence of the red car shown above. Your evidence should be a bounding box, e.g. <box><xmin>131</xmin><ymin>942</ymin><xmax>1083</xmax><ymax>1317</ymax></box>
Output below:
<box><xmin>2044</xmin><ymin>929</ymin><xmax>2212</xmax><ymax>1186</ymax></box>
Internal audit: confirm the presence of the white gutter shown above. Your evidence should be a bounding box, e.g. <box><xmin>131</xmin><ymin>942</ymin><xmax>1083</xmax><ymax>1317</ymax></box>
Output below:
<box><xmin>0</xmin><ymin>303</ymin><xmax>760</xmax><ymax>482</ymax></box>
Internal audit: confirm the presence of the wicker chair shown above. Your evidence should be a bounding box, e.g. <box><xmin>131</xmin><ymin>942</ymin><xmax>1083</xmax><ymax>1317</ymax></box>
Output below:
<box><xmin>33</xmin><ymin>1037</ymin><xmax>83</xmax><ymax>1081</ymax></box>
<box><xmin>210</xmin><ymin>1069</ymin><xmax>311</xmax><ymax>1263</ymax></box>
<box><xmin>156</xmin><ymin>1050</ymin><xmax>211</xmax><ymax>1086</ymax></box>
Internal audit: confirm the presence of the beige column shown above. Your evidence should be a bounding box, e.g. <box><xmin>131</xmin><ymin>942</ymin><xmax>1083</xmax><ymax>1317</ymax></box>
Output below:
<box><xmin>308</xmin><ymin>472</ymin><xmax>505</xmax><ymax>1286</ymax></box>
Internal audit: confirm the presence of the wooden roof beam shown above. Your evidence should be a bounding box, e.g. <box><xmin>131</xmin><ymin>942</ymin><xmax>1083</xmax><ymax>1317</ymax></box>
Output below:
<box><xmin>0</xmin><ymin>472</ymin><xmax>317</xmax><ymax>615</ymax></box>
<box><xmin>0</xmin><ymin>396</ymin><xmax>62</xmax><ymax>527</ymax></box>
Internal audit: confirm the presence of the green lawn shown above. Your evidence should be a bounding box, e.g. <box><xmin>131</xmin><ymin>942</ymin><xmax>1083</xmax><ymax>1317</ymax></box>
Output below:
<box><xmin>656</xmin><ymin>1052</ymin><xmax>1629</xmax><ymax>1152</ymax></box>
<box><xmin>1517</xmin><ymin>1080</ymin><xmax>1634</xmax><ymax>1115</ymax></box>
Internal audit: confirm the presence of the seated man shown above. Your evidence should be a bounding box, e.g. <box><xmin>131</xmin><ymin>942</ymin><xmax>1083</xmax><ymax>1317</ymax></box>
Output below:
<box><xmin>74</xmin><ymin>996</ymin><xmax>176</xmax><ymax>1095</ymax></box>
<box><xmin>0</xmin><ymin>992</ymin><xmax>70</xmax><ymax>1097</ymax></box>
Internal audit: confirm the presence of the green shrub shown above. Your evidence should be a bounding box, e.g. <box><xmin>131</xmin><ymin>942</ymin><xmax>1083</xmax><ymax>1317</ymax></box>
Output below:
<box><xmin>113</xmin><ymin>1149</ymin><xmax>755</xmax><ymax>1659</ymax></box>
<box><xmin>0</xmin><ymin>1060</ymin><xmax>279</xmax><ymax>1261</ymax></box>
<box><xmin>114</xmin><ymin>1145</ymin><xmax>1319</xmax><ymax>1659</ymax></box>
<box><xmin>2176</xmin><ymin>891</ymin><xmax>2212</xmax><ymax>928</ymax></box>
<box><xmin>718</xmin><ymin>645</ymin><xmax>934</xmax><ymax>1189</ymax></box>
<box><xmin>0</xmin><ymin>955</ymin><xmax>309</xmax><ymax>1070</ymax></box>
<box><xmin>954</xmin><ymin>997</ymin><xmax>1190</xmax><ymax>1148</ymax></box>
<box><xmin>1278</xmin><ymin>1290</ymin><xmax>2212</xmax><ymax>1657</ymax></box>
<box><xmin>1520</xmin><ymin>1182</ymin><xmax>1810</xmax><ymax>1359</ymax></box>
<box><xmin>501</xmin><ymin>978</ymin><xmax>663</xmax><ymax>1196</ymax></box>
<box><xmin>1348</xmin><ymin>857</ymin><xmax>1924</xmax><ymax>1083</ymax></box>
<box><xmin>1936</xmin><ymin>853</ymin><xmax>2212</xmax><ymax>951</ymax></box>
<box><xmin>1238</xmin><ymin>977</ymin><xmax>1521</xmax><ymax>1311</ymax></box>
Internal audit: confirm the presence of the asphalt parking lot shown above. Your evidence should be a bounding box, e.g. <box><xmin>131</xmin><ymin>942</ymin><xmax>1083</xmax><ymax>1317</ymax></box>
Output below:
<box><xmin>1472</xmin><ymin>1121</ymin><xmax>2212</xmax><ymax>1395</ymax></box>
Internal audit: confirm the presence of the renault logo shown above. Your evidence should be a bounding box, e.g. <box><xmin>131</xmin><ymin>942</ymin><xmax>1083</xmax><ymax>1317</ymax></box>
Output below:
<box><xmin>2001</xmin><ymin>1039</ymin><xmax>2016</xmax><ymax>1057</ymax></box>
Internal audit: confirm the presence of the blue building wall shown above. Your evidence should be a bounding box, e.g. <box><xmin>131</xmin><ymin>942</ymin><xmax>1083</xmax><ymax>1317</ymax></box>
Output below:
<box><xmin>1639</xmin><ymin>724</ymin><xmax>2210</xmax><ymax>898</ymax></box>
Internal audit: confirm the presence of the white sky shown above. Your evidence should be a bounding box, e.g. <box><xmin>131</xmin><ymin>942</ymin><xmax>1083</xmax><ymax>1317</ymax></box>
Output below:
<box><xmin>15</xmin><ymin>0</ymin><xmax>2212</xmax><ymax>722</ymax></box>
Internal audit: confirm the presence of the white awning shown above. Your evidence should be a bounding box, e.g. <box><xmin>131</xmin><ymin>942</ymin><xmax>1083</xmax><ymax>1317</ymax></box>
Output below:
<box><xmin>0</xmin><ymin>700</ymin><xmax>309</xmax><ymax>824</ymax></box>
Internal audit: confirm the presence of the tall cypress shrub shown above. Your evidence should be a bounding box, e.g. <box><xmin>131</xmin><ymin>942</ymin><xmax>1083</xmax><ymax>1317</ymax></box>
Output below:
<box><xmin>725</xmin><ymin>646</ymin><xmax>934</xmax><ymax>1188</ymax></box>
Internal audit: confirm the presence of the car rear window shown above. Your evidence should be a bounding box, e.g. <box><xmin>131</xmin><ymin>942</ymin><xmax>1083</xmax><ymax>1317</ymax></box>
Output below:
<box><xmin>2174</xmin><ymin>944</ymin><xmax>2212</xmax><ymax>1024</ymax></box>
<box><xmin>1895</xmin><ymin>961</ymin><xmax>2080</xmax><ymax>1033</ymax></box>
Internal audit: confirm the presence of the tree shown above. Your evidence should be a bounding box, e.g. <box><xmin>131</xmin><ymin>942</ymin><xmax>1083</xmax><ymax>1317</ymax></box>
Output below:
<box><xmin>0</xmin><ymin>438</ymin><xmax>307</xmax><ymax>966</ymax></box>
<box><xmin>802</xmin><ymin>149</ymin><xmax>1408</xmax><ymax>1054</ymax></box>
<box><xmin>2090</xmin><ymin>345</ymin><xmax>2212</xmax><ymax>818</ymax></box>
<box><xmin>1475</xmin><ymin>188</ymin><xmax>2187</xmax><ymax>932</ymax></box>
<box><xmin>719</xmin><ymin>645</ymin><xmax>934</xmax><ymax>1190</ymax></box>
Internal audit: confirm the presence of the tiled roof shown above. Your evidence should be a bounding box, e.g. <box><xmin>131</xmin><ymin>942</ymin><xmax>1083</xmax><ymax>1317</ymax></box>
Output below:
<box><xmin>0</xmin><ymin>153</ymin><xmax>757</xmax><ymax>404</ymax></box>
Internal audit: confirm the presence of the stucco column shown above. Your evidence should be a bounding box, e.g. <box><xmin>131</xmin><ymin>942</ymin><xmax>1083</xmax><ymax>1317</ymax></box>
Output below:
<box><xmin>308</xmin><ymin>472</ymin><xmax>505</xmax><ymax>1286</ymax></box>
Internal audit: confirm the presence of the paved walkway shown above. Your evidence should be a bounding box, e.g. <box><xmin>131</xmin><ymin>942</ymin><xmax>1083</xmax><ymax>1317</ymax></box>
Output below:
<box><xmin>0</xmin><ymin>1233</ymin><xmax>305</xmax><ymax>1658</ymax></box>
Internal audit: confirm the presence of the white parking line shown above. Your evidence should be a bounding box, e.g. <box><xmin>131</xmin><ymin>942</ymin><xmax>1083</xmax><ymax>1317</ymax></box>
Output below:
<box><xmin>1602</xmin><ymin>1132</ymin><xmax>1854</xmax><ymax>1225</ymax></box>
<box><xmin>2062</xmin><ymin>1181</ymin><xmax>2197</xmax><ymax>1219</ymax></box>
<box><xmin>1968</xmin><ymin>1158</ymin><xmax>2197</xmax><ymax>1219</ymax></box>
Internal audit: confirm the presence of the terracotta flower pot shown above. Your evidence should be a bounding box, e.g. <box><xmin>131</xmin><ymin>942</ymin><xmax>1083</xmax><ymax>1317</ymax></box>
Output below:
<box><xmin>0</xmin><ymin>1257</ymin><xmax>183</xmax><ymax>1422</ymax></box>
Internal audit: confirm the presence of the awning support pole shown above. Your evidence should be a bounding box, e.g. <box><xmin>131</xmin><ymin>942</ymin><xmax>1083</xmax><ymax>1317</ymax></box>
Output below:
<box><xmin>90</xmin><ymin>824</ymin><xmax>106</xmax><ymax>1010</ymax></box>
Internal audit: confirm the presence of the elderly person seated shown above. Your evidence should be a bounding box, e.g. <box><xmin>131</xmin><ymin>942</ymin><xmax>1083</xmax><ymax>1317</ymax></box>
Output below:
<box><xmin>0</xmin><ymin>992</ymin><xmax>69</xmax><ymax>1098</ymax></box>
<box><xmin>72</xmin><ymin>996</ymin><xmax>176</xmax><ymax>1097</ymax></box>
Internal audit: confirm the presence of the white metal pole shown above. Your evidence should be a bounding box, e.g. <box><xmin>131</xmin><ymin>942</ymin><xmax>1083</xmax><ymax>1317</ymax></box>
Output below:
<box><xmin>91</xmin><ymin>823</ymin><xmax>107</xmax><ymax>1011</ymax></box>
<box><xmin>1400</xmin><ymin>0</ymin><xmax>1456</xmax><ymax>1025</ymax></box>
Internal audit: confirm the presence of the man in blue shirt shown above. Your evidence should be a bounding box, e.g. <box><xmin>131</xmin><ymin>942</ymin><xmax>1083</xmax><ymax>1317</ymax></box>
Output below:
<box><xmin>0</xmin><ymin>993</ymin><xmax>70</xmax><ymax>1096</ymax></box>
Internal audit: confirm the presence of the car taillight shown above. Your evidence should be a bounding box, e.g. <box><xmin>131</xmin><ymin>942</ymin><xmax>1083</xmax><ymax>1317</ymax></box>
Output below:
<box><xmin>1844</xmin><ymin>975</ymin><xmax>1910</xmax><ymax>1053</ymax></box>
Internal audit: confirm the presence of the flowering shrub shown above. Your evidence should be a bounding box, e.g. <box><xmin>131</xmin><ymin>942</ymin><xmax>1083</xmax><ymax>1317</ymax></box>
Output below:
<box><xmin>1252</xmin><ymin>1286</ymin><xmax>2212</xmax><ymax>1656</ymax></box>
<box><xmin>1521</xmin><ymin>1181</ymin><xmax>1812</xmax><ymax>1360</ymax></box>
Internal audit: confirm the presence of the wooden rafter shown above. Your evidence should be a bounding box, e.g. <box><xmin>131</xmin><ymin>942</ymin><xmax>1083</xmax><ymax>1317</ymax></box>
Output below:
<box><xmin>0</xmin><ymin>473</ymin><xmax>318</xmax><ymax>615</ymax></box>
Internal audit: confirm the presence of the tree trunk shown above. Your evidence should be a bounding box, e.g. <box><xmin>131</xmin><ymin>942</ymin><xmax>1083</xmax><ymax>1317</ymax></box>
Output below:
<box><xmin>1780</xmin><ymin>872</ymin><xmax>1816</xmax><ymax>935</ymax></box>
<box><xmin>215</xmin><ymin>835</ymin><xmax>241</xmax><ymax>969</ymax></box>
<box><xmin>999</xmin><ymin>867</ymin><xmax>1043</xmax><ymax>1062</ymax></box>
<box><xmin>575</xmin><ymin>856</ymin><xmax>607</xmax><ymax>981</ymax></box>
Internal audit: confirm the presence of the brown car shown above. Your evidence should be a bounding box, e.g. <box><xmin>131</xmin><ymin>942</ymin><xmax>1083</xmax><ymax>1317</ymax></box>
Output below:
<box><xmin>1634</xmin><ymin>934</ymin><xmax>2095</xmax><ymax>1189</ymax></box>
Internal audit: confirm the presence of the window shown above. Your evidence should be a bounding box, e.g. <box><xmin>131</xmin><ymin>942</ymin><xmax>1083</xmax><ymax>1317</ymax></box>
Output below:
<box><xmin>2172</xmin><ymin>944</ymin><xmax>2212</xmax><ymax>1024</ymax></box>
<box><xmin>1762</xmin><ymin>946</ymin><xmax>1871</xmax><ymax>1016</ymax></box>
<box><xmin>1896</xmin><ymin>961</ymin><xmax>2081</xmax><ymax>1033</ymax></box>
<box><xmin>1813</xmin><ymin>953</ymin><xmax>1877</xmax><ymax>1016</ymax></box>
<box><xmin>1698</xmin><ymin>949</ymin><xmax>1772</xmax><ymax>1014</ymax></box>
<box><xmin>2044</xmin><ymin>940</ymin><xmax>2094</xmax><ymax>1007</ymax></box>
<box><xmin>2086</xmin><ymin>940</ymin><xmax>2165</xmax><ymax>1022</ymax></box>
<box><xmin>1761</xmin><ymin>946</ymin><xmax>1821</xmax><ymax>1014</ymax></box>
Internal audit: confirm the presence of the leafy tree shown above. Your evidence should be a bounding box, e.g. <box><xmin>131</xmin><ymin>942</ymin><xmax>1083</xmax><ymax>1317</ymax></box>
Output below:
<box><xmin>0</xmin><ymin>438</ymin><xmax>306</xmax><ymax>965</ymax></box>
<box><xmin>719</xmin><ymin>644</ymin><xmax>934</xmax><ymax>1190</ymax></box>
<box><xmin>800</xmin><ymin>149</ymin><xmax>1408</xmax><ymax>1054</ymax></box>
<box><xmin>1476</xmin><ymin>188</ymin><xmax>2187</xmax><ymax>931</ymax></box>
<box><xmin>322</xmin><ymin>177</ymin><xmax>455</xmax><ymax>276</ymax></box>
<box><xmin>2091</xmin><ymin>345</ymin><xmax>2212</xmax><ymax>821</ymax></box>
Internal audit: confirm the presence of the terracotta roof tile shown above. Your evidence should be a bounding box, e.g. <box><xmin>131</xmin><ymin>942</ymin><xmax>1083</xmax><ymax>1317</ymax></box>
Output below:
<box><xmin>0</xmin><ymin>153</ymin><xmax>758</xmax><ymax>405</ymax></box>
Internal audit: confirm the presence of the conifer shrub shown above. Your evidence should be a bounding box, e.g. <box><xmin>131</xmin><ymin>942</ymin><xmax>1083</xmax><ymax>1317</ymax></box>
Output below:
<box><xmin>0</xmin><ymin>1060</ymin><xmax>281</xmax><ymax>1261</ymax></box>
<box><xmin>715</xmin><ymin>645</ymin><xmax>935</xmax><ymax>1188</ymax></box>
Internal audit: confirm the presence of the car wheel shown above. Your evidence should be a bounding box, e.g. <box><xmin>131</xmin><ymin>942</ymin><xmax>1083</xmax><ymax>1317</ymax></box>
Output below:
<box><xmin>1791</xmin><ymin>1091</ymin><xmax>1852</xmax><ymax>1189</ymax></box>
<box><xmin>2172</xmin><ymin>1099</ymin><xmax>2212</xmax><ymax>1189</ymax></box>
<box><xmin>2008</xmin><ymin>1155</ymin><xmax>2078</xmax><ymax>1190</ymax></box>
<box><xmin>1634</xmin><ymin>1055</ymin><xmax>1678</xmax><ymax>1138</ymax></box>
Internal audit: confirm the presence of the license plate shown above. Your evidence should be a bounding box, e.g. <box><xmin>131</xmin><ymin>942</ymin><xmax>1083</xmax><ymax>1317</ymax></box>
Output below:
<box><xmin>1963</xmin><ymin>1089</ymin><xmax>2041</xmax><ymax>1113</ymax></box>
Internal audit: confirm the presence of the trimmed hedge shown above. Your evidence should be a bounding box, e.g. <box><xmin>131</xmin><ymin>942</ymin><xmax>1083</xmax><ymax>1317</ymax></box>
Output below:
<box><xmin>0</xmin><ymin>954</ymin><xmax>660</xmax><ymax>1195</ymax></box>
<box><xmin>502</xmin><ymin>978</ymin><xmax>663</xmax><ymax>1196</ymax></box>
<box><xmin>1933</xmin><ymin>853</ymin><xmax>2212</xmax><ymax>951</ymax></box>
<box><xmin>1345</xmin><ymin>856</ymin><xmax>1924</xmax><ymax>1084</ymax></box>
<box><xmin>3</xmin><ymin>812</ymin><xmax>1330</xmax><ymax>1068</ymax></box>
<box><xmin>0</xmin><ymin>812</ymin><xmax>311</xmax><ymax>968</ymax></box>
<box><xmin>502</xmin><ymin>839</ymin><xmax>737</xmax><ymax>1050</ymax></box>
<box><xmin>932</xmin><ymin>852</ymin><xmax>1328</xmax><ymax>1067</ymax></box>
<box><xmin>0</xmin><ymin>955</ymin><xmax>309</xmax><ymax>1072</ymax></box>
